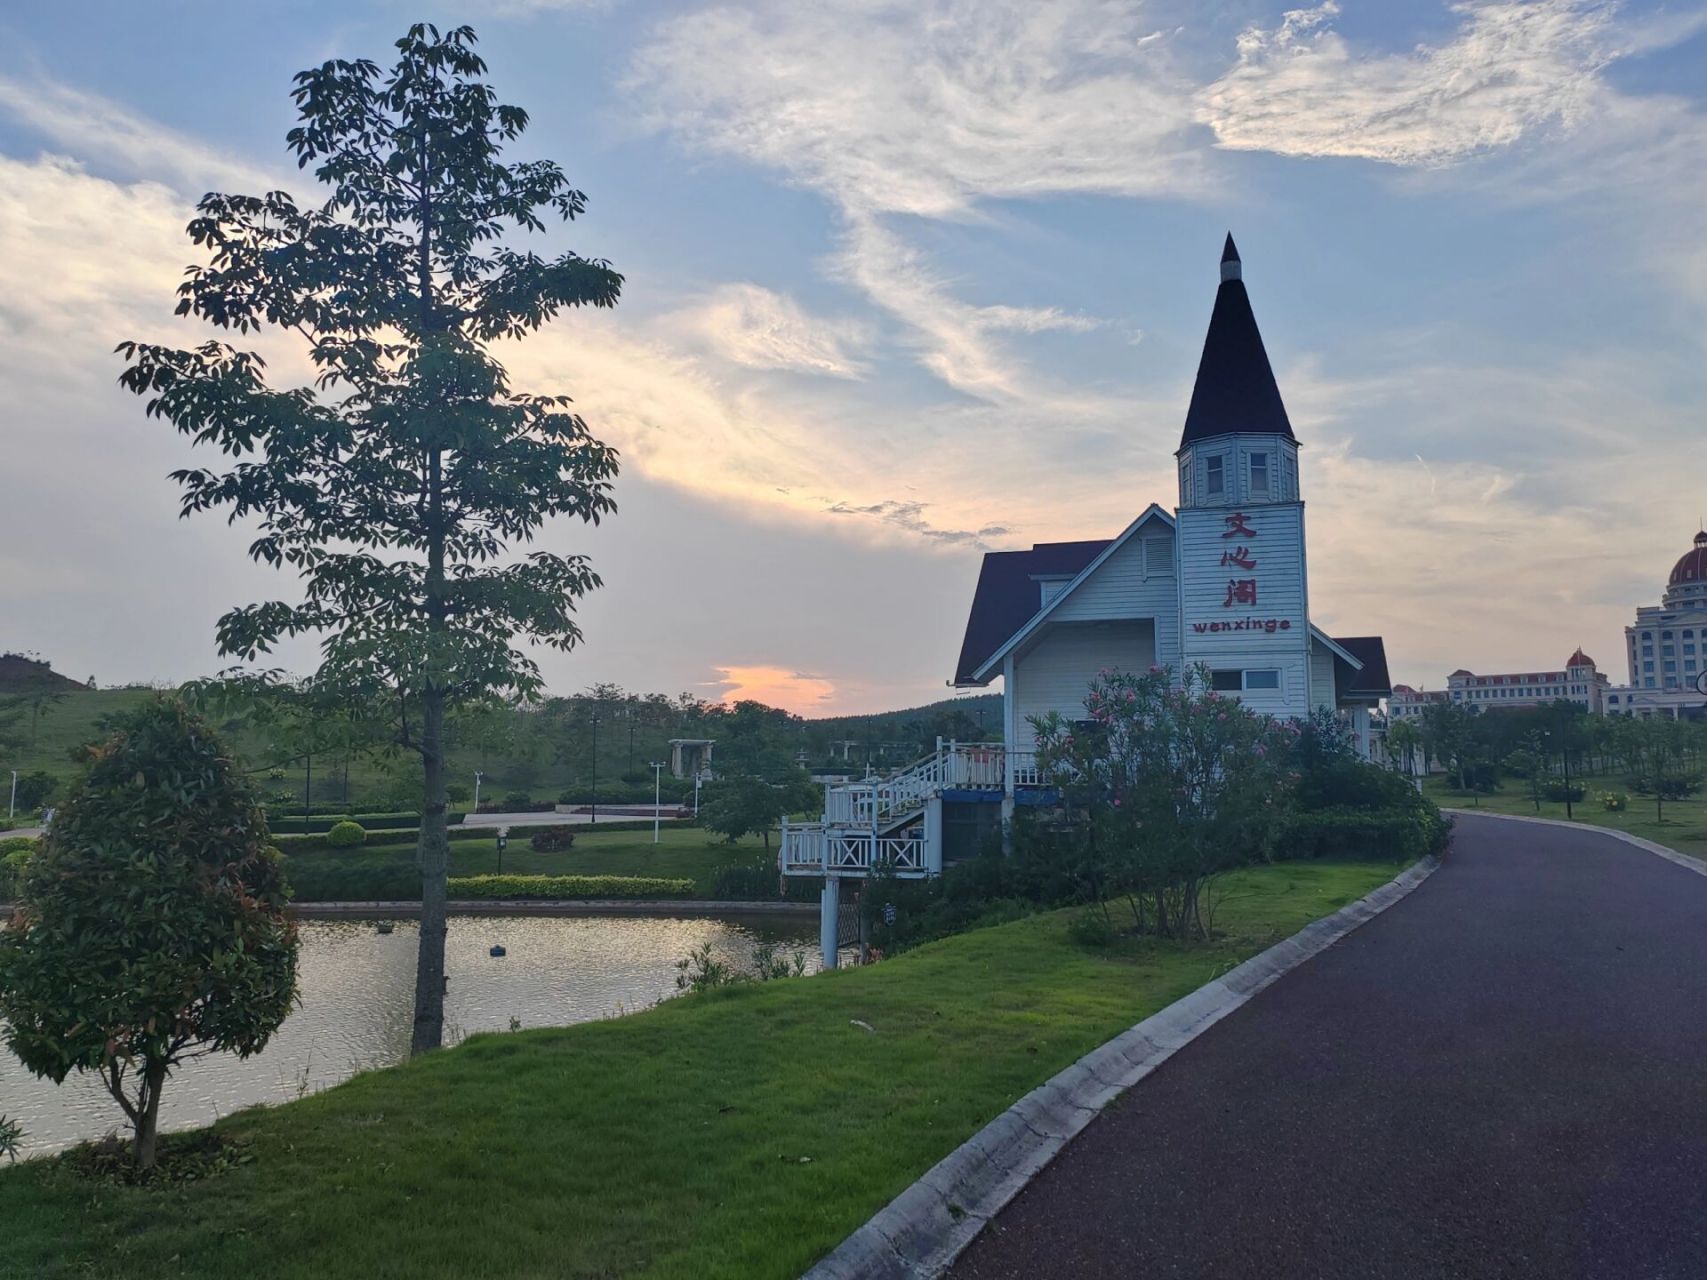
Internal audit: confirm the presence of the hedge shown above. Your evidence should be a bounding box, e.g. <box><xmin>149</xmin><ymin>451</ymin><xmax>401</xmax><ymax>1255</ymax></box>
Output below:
<box><xmin>274</xmin><ymin>825</ymin><xmax>491</xmax><ymax>853</ymax></box>
<box><xmin>1272</xmin><ymin>805</ymin><xmax>1451</xmax><ymax>863</ymax></box>
<box><xmin>447</xmin><ymin>874</ymin><xmax>696</xmax><ymax>900</ymax></box>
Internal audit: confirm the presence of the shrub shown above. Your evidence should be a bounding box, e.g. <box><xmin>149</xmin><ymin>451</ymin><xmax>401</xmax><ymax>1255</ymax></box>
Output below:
<box><xmin>1272</xmin><ymin>805</ymin><xmax>1451</xmax><ymax>863</ymax></box>
<box><xmin>1542</xmin><ymin>782</ymin><xmax>1586</xmax><ymax>803</ymax></box>
<box><xmin>501</xmin><ymin>790</ymin><xmax>534</xmax><ymax>810</ymax></box>
<box><xmin>0</xmin><ymin>838</ymin><xmax>35</xmax><ymax>900</ymax></box>
<box><xmin>529</xmin><ymin>825</ymin><xmax>576</xmax><ymax>853</ymax></box>
<box><xmin>0</xmin><ymin>700</ymin><xmax>296</xmax><ymax>1171</ymax></box>
<box><xmin>326</xmin><ymin>820</ymin><xmax>367</xmax><ymax>848</ymax></box>
<box><xmin>709</xmin><ymin>861</ymin><xmax>779</xmax><ymax>900</ymax></box>
<box><xmin>10</xmin><ymin>772</ymin><xmax>56</xmax><ymax>812</ymax></box>
<box><xmin>1293</xmin><ymin>759</ymin><xmax>1421</xmax><ymax>813</ymax></box>
<box><xmin>447</xmin><ymin>874</ymin><xmax>695</xmax><ymax>900</ymax></box>
<box><xmin>1601</xmin><ymin>792</ymin><xmax>1629</xmax><ymax>812</ymax></box>
<box><xmin>1656</xmin><ymin>775</ymin><xmax>1703</xmax><ymax>801</ymax></box>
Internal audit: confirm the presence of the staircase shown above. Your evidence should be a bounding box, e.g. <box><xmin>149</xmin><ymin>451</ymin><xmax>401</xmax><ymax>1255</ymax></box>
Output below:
<box><xmin>779</xmin><ymin>742</ymin><xmax>1038</xmax><ymax>879</ymax></box>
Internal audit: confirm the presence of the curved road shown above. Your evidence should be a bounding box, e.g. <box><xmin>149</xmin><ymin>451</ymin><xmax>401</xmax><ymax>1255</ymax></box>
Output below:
<box><xmin>952</xmin><ymin>813</ymin><xmax>1707</xmax><ymax>1279</ymax></box>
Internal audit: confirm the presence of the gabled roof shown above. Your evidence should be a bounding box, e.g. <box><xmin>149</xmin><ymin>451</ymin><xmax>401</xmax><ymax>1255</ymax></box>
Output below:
<box><xmin>956</xmin><ymin>505</ymin><xmax>1175</xmax><ymax>686</ymax></box>
<box><xmin>1179</xmin><ymin>235</ymin><xmax>1295</xmax><ymax>450</ymax></box>
<box><xmin>953</xmin><ymin>539</ymin><xmax>1109</xmax><ymax>686</ymax></box>
<box><xmin>1332</xmin><ymin>635</ymin><xmax>1392</xmax><ymax>698</ymax></box>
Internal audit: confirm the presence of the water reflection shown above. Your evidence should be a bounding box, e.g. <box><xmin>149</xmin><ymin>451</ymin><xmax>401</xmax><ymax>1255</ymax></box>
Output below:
<box><xmin>0</xmin><ymin>913</ymin><xmax>816</xmax><ymax>1159</ymax></box>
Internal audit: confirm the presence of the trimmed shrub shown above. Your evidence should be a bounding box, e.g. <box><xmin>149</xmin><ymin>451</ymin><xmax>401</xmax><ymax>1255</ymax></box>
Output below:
<box><xmin>326</xmin><ymin>820</ymin><xmax>367</xmax><ymax>849</ymax></box>
<box><xmin>1542</xmin><ymin>782</ymin><xmax>1586</xmax><ymax>803</ymax></box>
<box><xmin>447</xmin><ymin>874</ymin><xmax>694</xmax><ymax>900</ymax></box>
<box><xmin>529</xmin><ymin>825</ymin><xmax>576</xmax><ymax>853</ymax></box>
<box><xmin>1272</xmin><ymin>805</ymin><xmax>1451</xmax><ymax>863</ymax></box>
<box><xmin>262</xmin><ymin>811</ymin><xmax>466</xmax><ymax>834</ymax></box>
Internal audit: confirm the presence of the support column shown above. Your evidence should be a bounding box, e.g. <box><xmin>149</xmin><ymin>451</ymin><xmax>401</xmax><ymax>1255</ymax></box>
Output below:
<box><xmin>819</xmin><ymin>875</ymin><xmax>841</xmax><ymax>971</ymax></box>
<box><xmin>924</xmin><ymin>796</ymin><xmax>944</xmax><ymax>875</ymax></box>
<box><xmin>1001</xmin><ymin>655</ymin><xmax>1017</xmax><ymax>853</ymax></box>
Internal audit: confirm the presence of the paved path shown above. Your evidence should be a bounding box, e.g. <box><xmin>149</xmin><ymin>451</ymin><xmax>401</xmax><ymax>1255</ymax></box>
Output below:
<box><xmin>952</xmin><ymin>814</ymin><xmax>1707</xmax><ymax>1279</ymax></box>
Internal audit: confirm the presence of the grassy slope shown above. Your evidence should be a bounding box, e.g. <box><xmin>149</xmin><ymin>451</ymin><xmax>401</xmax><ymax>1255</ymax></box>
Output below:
<box><xmin>0</xmin><ymin>860</ymin><xmax>1398</xmax><ymax>1280</ymax></box>
<box><xmin>1423</xmin><ymin>772</ymin><xmax>1707</xmax><ymax>861</ymax></box>
<box><xmin>285</xmin><ymin>826</ymin><xmax>769</xmax><ymax>896</ymax></box>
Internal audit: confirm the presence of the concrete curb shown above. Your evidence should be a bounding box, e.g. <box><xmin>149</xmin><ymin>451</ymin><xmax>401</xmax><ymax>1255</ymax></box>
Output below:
<box><xmin>287</xmin><ymin>898</ymin><xmax>818</xmax><ymax>919</ymax></box>
<box><xmin>1444</xmin><ymin>808</ymin><xmax>1707</xmax><ymax>881</ymax></box>
<box><xmin>802</xmin><ymin>855</ymin><xmax>1443</xmax><ymax>1280</ymax></box>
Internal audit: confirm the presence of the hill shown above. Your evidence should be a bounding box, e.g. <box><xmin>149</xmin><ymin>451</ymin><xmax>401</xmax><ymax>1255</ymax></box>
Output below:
<box><xmin>0</xmin><ymin>654</ymin><xmax>92</xmax><ymax>695</ymax></box>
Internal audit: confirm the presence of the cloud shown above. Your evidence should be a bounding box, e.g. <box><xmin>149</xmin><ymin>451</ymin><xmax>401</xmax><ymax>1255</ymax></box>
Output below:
<box><xmin>707</xmin><ymin>664</ymin><xmax>836</xmax><ymax>710</ymax></box>
<box><xmin>1199</xmin><ymin>0</ymin><xmax>1620</xmax><ymax>166</ymax></box>
<box><xmin>825</xmin><ymin>499</ymin><xmax>1012</xmax><ymax>548</ymax></box>
<box><xmin>669</xmin><ymin>283</ymin><xmax>869</xmax><ymax>378</ymax></box>
<box><xmin>0</xmin><ymin>75</ymin><xmax>274</xmax><ymax>192</ymax></box>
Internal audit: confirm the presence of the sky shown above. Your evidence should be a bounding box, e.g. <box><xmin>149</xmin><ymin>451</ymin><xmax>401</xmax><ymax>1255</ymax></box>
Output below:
<box><xmin>1</xmin><ymin>0</ymin><xmax>1705</xmax><ymax>715</ymax></box>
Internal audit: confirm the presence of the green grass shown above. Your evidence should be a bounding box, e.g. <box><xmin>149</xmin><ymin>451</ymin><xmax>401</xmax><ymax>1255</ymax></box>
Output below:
<box><xmin>0</xmin><ymin>859</ymin><xmax>1398</xmax><ymax>1280</ymax></box>
<box><xmin>283</xmin><ymin>827</ymin><xmax>769</xmax><ymax>898</ymax></box>
<box><xmin>1424</xmin><ymin>771</ymin><xmax>1707</xmax><ymax>861</ymax></box>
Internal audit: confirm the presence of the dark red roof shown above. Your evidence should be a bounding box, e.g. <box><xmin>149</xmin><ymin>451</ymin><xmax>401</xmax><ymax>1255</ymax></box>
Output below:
<box><xmin>1332</xmin><ymin>635</ymin><xmax>1391</xmax><ymax>699</ymax></box>
<box><xmin>1669</xmin><ymin>532</ymin><xmax>1707</xmax><ymax>587</ymax></box>
<box><xmin>1179</xmin><ymin>236</ymin><xmax>1295</xmax><ymax>449</ymax></box>
<box><xmin>1566</xmin><ymin>647</ymin><xmax>1595</xmax><ymax>668</ymax></box>
<box><xmin>953</xmin><ymin>540</ymin><xmax>1109</xmax><ymax>685</ymax></box>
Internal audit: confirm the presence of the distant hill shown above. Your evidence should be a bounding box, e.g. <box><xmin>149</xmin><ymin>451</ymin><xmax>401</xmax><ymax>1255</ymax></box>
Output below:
<box><xmin>0</xmin><ymin>654</ymin><xmax>91</xmax><ymax>695</ymax></box>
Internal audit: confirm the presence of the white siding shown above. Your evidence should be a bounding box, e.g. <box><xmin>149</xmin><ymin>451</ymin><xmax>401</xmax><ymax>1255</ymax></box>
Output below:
<box><xmin>1010</xmin><ymin>621</ymin><xmax>1156</xmax><ymax>751</ymax></box>
<box><xmin>1309</xmin><ymin>640</ymin><xmax>1337</xmax><ymax>712</ymax></box>
<box><xmin>1177</xmin><ymin>502</ymin><xmax>1311</xmax><ymax>718</ymax></box>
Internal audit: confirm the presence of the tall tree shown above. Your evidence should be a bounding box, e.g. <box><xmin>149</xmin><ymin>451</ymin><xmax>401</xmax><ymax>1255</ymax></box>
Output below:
<box><xmin>117</xmin><ymin>25</ymin><xmax>622</xmax><ymax>1052</ymax></box>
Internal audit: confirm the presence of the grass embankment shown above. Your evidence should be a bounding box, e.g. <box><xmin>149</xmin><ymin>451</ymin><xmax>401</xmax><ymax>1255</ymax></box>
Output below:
<box><xmin>1423</xmin><ymin>773</ymin><xmax>1707</xmax><ymax>861</ymax></box>
<box><xmin>280</xmin><ymin>827</ymin><xmax>768</xmax><ymax>900</ymax></box>
<box><xmin>0</xmin><ymin>859</ymin><xmax>1398</xmax><ymax>1280</ymax></box>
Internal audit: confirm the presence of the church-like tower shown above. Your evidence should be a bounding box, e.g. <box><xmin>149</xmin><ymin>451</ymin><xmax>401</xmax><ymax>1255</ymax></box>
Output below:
<box><xmin>1174</xmin><ymin>236</ymin><xmax>1317</xmax><ymax>716</ymax></box>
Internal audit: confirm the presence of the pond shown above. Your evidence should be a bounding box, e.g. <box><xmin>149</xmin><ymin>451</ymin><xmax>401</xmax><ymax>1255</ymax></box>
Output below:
<box><xmin>0</xmin><ymin>912</ymin><xmax>818</xmax><ymax>1160</ymax></box>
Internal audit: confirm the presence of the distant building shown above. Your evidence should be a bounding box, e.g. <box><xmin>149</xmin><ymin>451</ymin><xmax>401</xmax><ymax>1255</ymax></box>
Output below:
<box><xmin>1606</xmin><ymin>531</ymin><xmax>1707</xmax><ymax>719</ymax></box>
<box><xmin>1439</xmin><ymin>649</ymin><xmax>1611</xmax><ymax>714</ymax></box>
<box><xmin>667</xmin><ymin>738</ymin><xmax>715</xmax><ymax>779</ymax></box>
<box><xmin>1387</xmin><ymin>685</ymin><xmax>1449</xmax><ymax>720</ymax></box>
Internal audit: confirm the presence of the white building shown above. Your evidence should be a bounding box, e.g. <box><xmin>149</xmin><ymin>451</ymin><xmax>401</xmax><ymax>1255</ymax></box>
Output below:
<box><xmin>1388</xmin><ymin>685</ymin><xmax>1450</xmax><ymax>721</ymax></box>
<box><xmin>780</xmin><ymin>237</ymin><xmax>1391</xmax><ymax>964</ymax></box>
<box><xmin>1605</xmin><ymin>531</ymin><xmax>1707</xmax><ymax>719</ymax></box>
<box><xmin>1439</xmin><ymin>649</ymin><xmax>1612</xmax><ymax>713</ymax></box>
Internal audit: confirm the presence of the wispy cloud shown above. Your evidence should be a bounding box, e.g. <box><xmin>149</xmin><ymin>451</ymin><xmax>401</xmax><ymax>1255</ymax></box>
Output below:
<box><xmin>825</xmin><ymin>499</ymin><xmax>1012</xmax><ymax>548</ymax></box>
<box><xmin>668</xmin><ymin>283</ymin><xmax>870</xmax><ymax>378</ymax></box>
<box><xmin>1199</xmin><ymin>0</ymin><xmax>1619</xmax><ymax>167</ymax></box>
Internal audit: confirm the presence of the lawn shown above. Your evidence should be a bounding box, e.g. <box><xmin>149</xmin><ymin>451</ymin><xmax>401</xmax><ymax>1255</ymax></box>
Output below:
<box><xmin>1423</xmin><ymin>772</ymin><xmax>1707</xmax><ymax>862</ymax></box>
<box><xmin>0</xmin><ymin>859</ymin><xmax>1400</xmax><ymax>1280</ymax></box>
<box><xmin>281</xmin><ymin>826</ymin><xmax>770</xmax><ymax>899</ymax></box>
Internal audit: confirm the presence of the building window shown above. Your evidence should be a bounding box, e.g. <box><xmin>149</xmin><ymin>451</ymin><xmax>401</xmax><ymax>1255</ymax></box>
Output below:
<box><xmin>1244</xmin><ymin>669</ymin><xmax>1281</xmax><ymax>690</ymax></box>
<box><xmin>1206</xmin><ymin>455</ymin><xmax>1225</xmax><ymax>497</ymax></box>
<box><xmin>1643</xmin><ymin>645</ymin><xmax>1655</xmax><ymax>657</ymax></box>
<box><xmin>1250</xmin><ymin>452</ymin><xmax>1270</xmax><ymax>495</ymax></box>
<box><xmin>1210</xmin><ymin>669</ymin><xmax>1241</xmax><ymax>692</ymax></box>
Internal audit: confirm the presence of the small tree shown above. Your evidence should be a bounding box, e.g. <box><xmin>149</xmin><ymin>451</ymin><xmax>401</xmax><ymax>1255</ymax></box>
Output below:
<box><xmin>0</xmin><ymin>701</ymin><xmax>297</xmax><ymax>1171</ymax></box>
<box><xmin>701</xmin><ymin>775</ymin><xmax>788</xmax><ymax>850</ymax></box>
<box><xmin>116</xmin><ymin>25</ymin><xmax>622</xmax><ymax>1053</ymax></box>
<box><xmin>1385</xmin><ymin>719</ymin><xmax>1422</xmax><ymax>780</ymax></box>
<box><xmin>1032</xmin><ymin>665</ymin><xmax>1288</xmax><ymax>940</ymax></box>
<box><xmin>9</xmin><ymin>771</ymin><xmax>56</xmax><ymax>812</ymax></box>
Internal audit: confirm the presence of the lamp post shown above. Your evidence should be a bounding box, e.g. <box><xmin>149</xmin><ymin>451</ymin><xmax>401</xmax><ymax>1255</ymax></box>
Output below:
<box><xmin>589</xmin><ymin>712</ymin><xmax>601</xmax><ymax>825</ymax></box>
<box><xmin>694</xmin><ymin>769</ymin><xmax>704</xmax><ymax>817</ymax></box>
<box><xmin>473</xmin><ymin>770</ymin><xmax>484</xmax><ymax>814</ymax></box>
<box><xmin>651</xmin><ymin>761</ymin><xmax>665</xmax><ymax>845</ymax></box>
<box><xmin>496</xmin><ymin>827</ymin><xmax>509</xmax><ymax>875</ymax></box>
<box><xmin>8</xmin><ymin>770</ymin><xmax>15</xmax><ymax>821</ymax></box>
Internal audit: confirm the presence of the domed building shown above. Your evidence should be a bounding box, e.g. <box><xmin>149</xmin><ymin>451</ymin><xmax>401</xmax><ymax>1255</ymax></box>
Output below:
<box><xmin>1604</xmin><ymin>531</ymin><xmax>1707</xmax><ymax>719</ymax></box>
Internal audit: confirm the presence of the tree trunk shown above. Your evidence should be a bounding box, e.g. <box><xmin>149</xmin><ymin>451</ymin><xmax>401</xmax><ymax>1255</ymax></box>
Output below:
<box><xmin>412</xmin><ymin>687</ymin><xmax>450</xmax><ymax>1054</ymax></box>
<box><xmin>135</xmin><ymin>1058</ymin><xmax>167</xmax><ymax>1171</ymax></box>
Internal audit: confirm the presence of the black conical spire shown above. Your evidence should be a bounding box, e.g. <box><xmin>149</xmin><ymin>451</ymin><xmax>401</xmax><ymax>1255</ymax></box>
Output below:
<box><xmin>1179</xmin><ymin>235</ymin><xmax>1294</xmax><ymax>450</ymax></box>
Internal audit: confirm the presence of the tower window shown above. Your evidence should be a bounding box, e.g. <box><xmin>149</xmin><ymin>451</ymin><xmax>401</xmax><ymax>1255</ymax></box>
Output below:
<box><xmin>1250</xmin><ymin>452</ymin><xmax>1270</xmax><ymax>495</ymax></box>
<box><xmin>1206</xmin><ymin>455</ymin><xmax>1225</xmax><ymax>496</ymax></box>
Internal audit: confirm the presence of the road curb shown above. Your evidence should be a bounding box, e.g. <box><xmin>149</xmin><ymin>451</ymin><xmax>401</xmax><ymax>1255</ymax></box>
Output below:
<box><xmin>1444</xmin><ymin>808</ymin><xmax>1707</xmax><ymax>881</ymax></box>
<box><xmin>802</xmin><ymin>855</ymin><xmax>1442</xmax><ymax>1280</ymax></box>
<box><xmin>286</xmin><ymin>898</ymin><xmax>818</xmax><ymax>919</ymax></box>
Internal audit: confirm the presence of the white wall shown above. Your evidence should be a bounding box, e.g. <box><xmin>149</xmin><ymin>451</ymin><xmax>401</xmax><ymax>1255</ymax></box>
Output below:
<box><xmin>1309</xmin><ymin>641</ymin><xmax>1337</xmax><ymax>712</ymax></box>
<box><xmin>1051</xmin><ymin>524</ymin><xmax>1180</xmax><ymax>670</ymax></box>
<box><xmin>1010</xmin><ymin>620</ymin><xmax>1156</xmax><ymax>751</ymax></box>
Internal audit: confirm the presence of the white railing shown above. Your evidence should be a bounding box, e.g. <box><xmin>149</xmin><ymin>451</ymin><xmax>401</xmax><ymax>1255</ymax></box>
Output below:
<box><xmin>781</xmin><ymin>822</ymin><xmax>928</xmax><ymax>877</ymax></box>
<box><xmin>821</xmin><ymin>743</ymin><xmax>1041</xmax><ymax>829</ymax></box>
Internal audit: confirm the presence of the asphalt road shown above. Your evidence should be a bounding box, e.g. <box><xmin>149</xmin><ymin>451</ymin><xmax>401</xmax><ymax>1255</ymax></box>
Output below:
<box><xmin>951</xmin><ymin>814</ymin><xmax>1707</xmax><ymax>1280</ymax></box>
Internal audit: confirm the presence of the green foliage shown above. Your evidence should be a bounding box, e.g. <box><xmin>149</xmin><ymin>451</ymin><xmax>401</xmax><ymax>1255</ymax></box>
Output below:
<box><xmin>0</xmin><ymin>836</ymin><xmax>34</xmax><ymax>899</ymax></box>
<box><xmin>0</xmin><ymin>700</ymin><xmax>297</xmax><ymax>1169</ymax></box>
<box><xmin>0</xmin><ymin>1112</ymin><xmax>20</xmax><ymax>1163</ymax></box>
<box><xmin>708</xmin><ymin>861</ymin><xmax>782</xmax><ymax>900</ymax></box>
<box><xmin>528</xmin><ymin>824</ymin><xmax>576</xmax><ymax>852</ymax></box>
<box><xmin>1601</xmin><ymin>791</ymin><xmax>1629</xmax><ymax>812</ymax></box>
<box><xmin>1542</xmin><ymin>781</ymin><xmax>1587</xmax><ymax>803</ymax></box>
<box><xmin>9</xmin><ymin>771</ymin><xmax>56</xmax><ymax>812</ymax></box>
<box><xmin>446</xmin><ymin>874</ymin><xmax>694</xmax><ymax>899</ymax></box>
<box><xmin>1030</xmin><ymin>665</ymin><xmax>1291</xmax><ymax>940</ymax></box>
<box><xmin>326</xmin><ymin>820</ymin><xmax>367</xmax><ymax>848</ymax></box>
<box><xmin>700</xmin><ymin>772</ymin><xmax>817</xmax><ymax>849</ymax></box>
<box><xmin>1273</xmin><ymin>807</ymin><xmax>1451</xmax><ymax>862</ymax></box>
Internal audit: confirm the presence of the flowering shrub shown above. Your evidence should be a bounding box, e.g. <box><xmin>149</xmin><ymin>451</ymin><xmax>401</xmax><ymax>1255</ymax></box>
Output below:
<box><xmin>1601</xmin><ymin>792</ymin><xmax>1628</xmax><ymax>812</ymax></box>
<box><xmin>1030</xmin><ymin>664</ymin><xmax>1290</xmax><ymax>940</ymax></box>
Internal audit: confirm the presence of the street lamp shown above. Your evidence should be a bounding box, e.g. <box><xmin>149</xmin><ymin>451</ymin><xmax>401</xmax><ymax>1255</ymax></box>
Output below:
<box><xmin>473</xmin><ymin>770</ymin><xmax>484</xmax><ymax>814</ymax></box>
<box><xmin>496</xmin><ymin>827</ymin><xmax>509</xmax><ymax>875</ymax></box>
<box><xmin>694</xmin><ymin>769</ymin><xmax>704</xmax><ymax>817</ymax></box>
<box><xmin>8</xmin><ymin>770</ymin><xmax>15</xmax><ymax>821</ymax></box>
<box><xmin>650</xmin><ymin>761</ymin><xmax>666</xmax><ymax>844</ymax></box>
